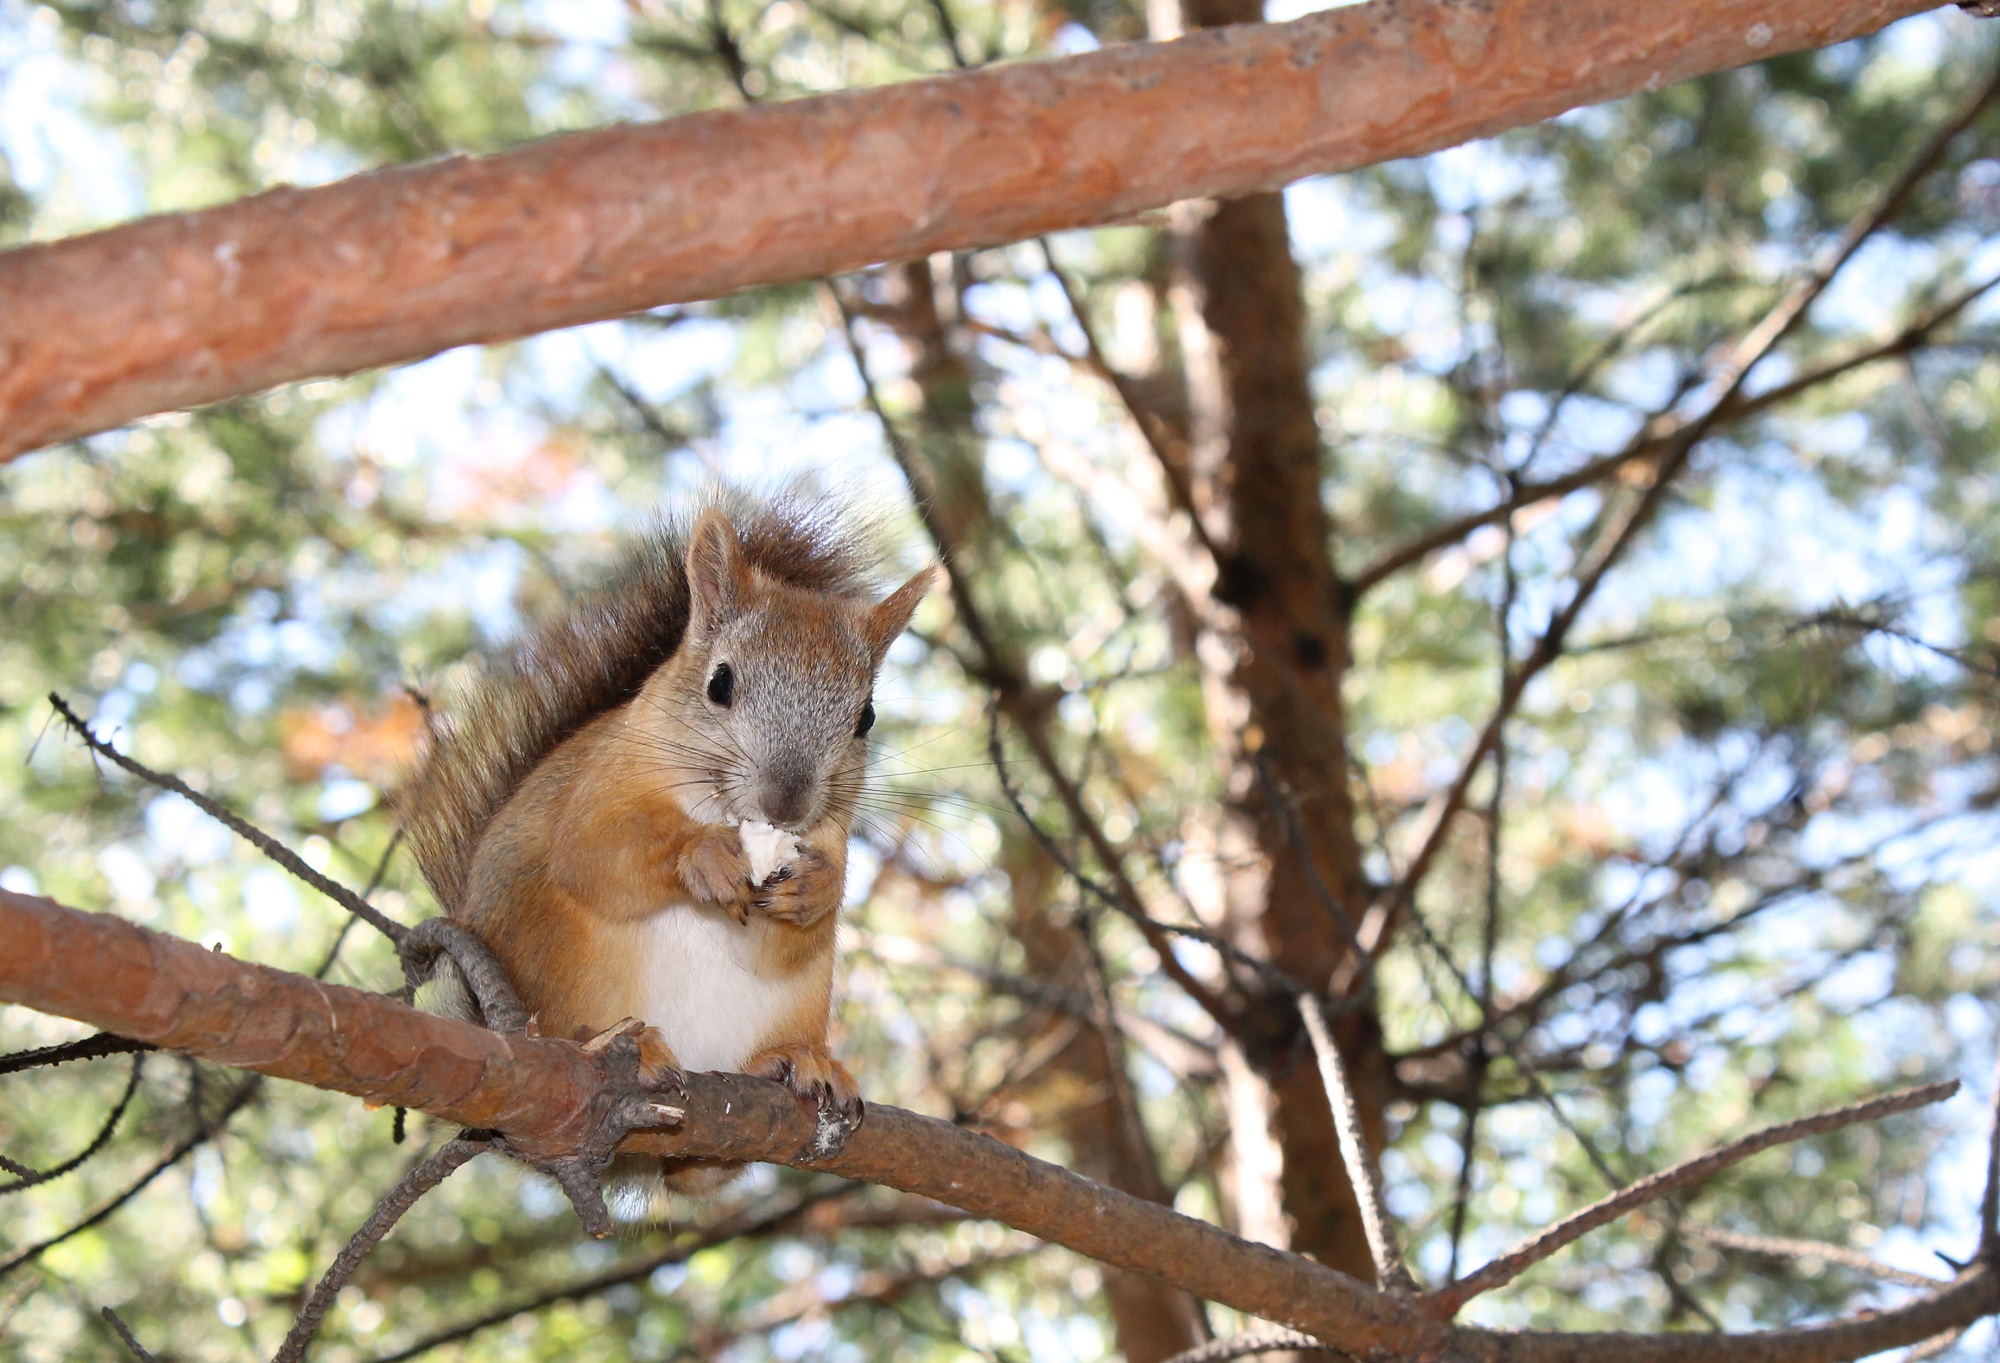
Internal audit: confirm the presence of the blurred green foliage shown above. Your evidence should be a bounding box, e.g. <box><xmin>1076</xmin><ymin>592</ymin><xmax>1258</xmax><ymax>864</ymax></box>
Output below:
<box><xmin>3</xmin><ymin>0</ymin><xmax>2000</xmax><ymax>1358</ymax></box>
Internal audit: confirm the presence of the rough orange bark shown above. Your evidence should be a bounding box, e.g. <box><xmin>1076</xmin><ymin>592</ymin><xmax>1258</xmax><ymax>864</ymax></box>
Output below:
<box><xmin>0</xmin><ymin>0</ymin><xmax>1940</xmax><ymax>461</ymax></box>
<box><xmin>3</xmin><ymin>887</ymin><xmax>1995</xmax><ymax>1362</ymax></box>
<box><xmin>0</xmin><ymin>889</ymin><xmax>606</xmax><ymax>1155</ymax></box>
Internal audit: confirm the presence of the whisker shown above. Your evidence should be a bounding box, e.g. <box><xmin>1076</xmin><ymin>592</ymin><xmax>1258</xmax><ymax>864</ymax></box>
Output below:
<box><xmin>852</xmin><ymin>790</ymin><xmax>1012</xmax><ymax>818</ymax></box>
<box><xmin>859</xmin><ymin>718</ymin><xmax>984</xmax><ymax>765</ymax></box>
<box><xmin>866</xmin><ymin>757</ymin><xmax>1020</xmax><ymax>779</ymax></box>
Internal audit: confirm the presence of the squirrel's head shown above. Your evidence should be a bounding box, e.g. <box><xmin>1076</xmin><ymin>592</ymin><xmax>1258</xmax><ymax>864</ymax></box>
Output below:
<box><xmin>646</xmin><ymin>508</ymin><xmax>933</xmax><ymax>832</ymax></box>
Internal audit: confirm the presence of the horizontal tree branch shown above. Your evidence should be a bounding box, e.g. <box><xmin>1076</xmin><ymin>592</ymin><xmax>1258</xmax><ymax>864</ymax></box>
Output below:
<box><xmin>0</xmin><ymin>0</ymin><xmax>1943</xmax><ymax>462</ymax></box>
<box><xmin>2</xmin><ymin>887</ymin><xmax>1994</xmax><ymax>1363</ymax></box>
<box><xmin>0</xmin><ymin>888</ymin><xmax>604</xmax><ymax>1159</ymax></box>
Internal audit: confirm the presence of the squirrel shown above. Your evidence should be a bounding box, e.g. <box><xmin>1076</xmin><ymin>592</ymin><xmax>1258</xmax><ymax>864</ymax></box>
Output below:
<box><xmin>403</xmin><ymin>491</ymin><xmax>932</xmax><ymax>1199</ymax></box>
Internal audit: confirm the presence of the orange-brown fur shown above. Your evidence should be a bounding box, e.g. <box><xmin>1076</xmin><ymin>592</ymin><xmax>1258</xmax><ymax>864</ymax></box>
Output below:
<box><xmin>404</xmin><ymin>494</ymin><xmax>929</xmax><ymax>1200</ymax></box>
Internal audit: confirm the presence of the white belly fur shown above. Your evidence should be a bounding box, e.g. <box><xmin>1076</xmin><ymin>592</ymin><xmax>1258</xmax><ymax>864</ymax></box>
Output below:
<box><xmin>638</xmin><ymin>903</ymin><xmax>805</xmax><ymax>1074</ymax></box>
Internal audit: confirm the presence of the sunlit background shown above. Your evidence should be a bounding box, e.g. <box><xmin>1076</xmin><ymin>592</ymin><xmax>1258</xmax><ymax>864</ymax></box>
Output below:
<box><xmin>4</xmin><ymin>0</ymin><xmax>2000</xmax><ymax>1358</ymax></box>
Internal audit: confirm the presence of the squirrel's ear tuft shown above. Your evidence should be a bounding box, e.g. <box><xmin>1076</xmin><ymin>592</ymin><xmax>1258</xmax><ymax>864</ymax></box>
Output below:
<box><xmin>687</xmin><ymin>509</ymin><xmax>751</xmax><ymax>636</ymax></box>
<box><xmin>863</xmin><ymin>564</ymin><xmax>938</xmax><ymax>665</ymax></box>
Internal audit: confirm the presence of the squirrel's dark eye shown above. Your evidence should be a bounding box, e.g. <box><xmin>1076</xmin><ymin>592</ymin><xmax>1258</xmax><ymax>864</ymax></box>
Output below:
<box><xmin>855</xmin><ymin>700</ymin><xmax>876</xmax><ymax>737</ymax></box>
<box><xmin>707</xmin><ymin>663</ymin><xmax>734</xmax><ymax>707</ymax></box>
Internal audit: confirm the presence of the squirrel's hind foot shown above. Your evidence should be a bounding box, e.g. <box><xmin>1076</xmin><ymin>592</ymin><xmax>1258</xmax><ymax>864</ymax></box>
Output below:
<box><xmin>580</xmin><ymin>1018</ymin><xmax>686</xmax><ymax>1092</ymax></box>
<box><xmin>747</xmin><ymin>1043</ymin><xmax>864</xmax><ymax>1157</ymax></box>
<box><xmin>635</xmin><ymin>1025</ymin><xmax>688</xmax><ymax>1092</ymax></box>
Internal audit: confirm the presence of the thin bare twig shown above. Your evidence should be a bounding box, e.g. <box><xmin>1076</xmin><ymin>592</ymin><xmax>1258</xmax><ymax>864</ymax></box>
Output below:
<box><xmin>1792</xmin><ymin>608</ymin><xmax>2000</xmax><ymax>685</ymax></box>
<box><xmin>1673</xmin><ymin>1220</ymin><xmax>1945</xmax><ymax>1291</ymax></box>
<box><xmin>0</xmin><ymin>1033</ymin><xmax>152</xmax><ymax>1076</ymax></box>
<box><xmin>274</xmin><ymin>1136</ymin><xmax>488</xmax><ymax>1363</ymax></box>
<box><xmin>827</xmin><ymin>287</ymin><xmax>1002</xmax><ymax>668</ymax></box>
<box><xmin>834</xmin><ymin>286</ymin><xmax>1250</xmax><ymax>1024</ymax></box>
<box><xmin>0</xmin><ymin>1051</ymin><xmax>144</xmax><ymax>1193</ymax></box>
<box><xmin>986</xmin><ymin>704</ymin><xmax>1304</xmax><ymax>1002</ymax></box>
<box><xmin>372</xmin><ymin>1186</ymin><xmax>850</xmax><ymax>1362</ymax></box>
<box><xmin>1981</xmin><ymin>1042</ymin><xmax>2000</xmax><ymax>1256</ymax></box>
<box><xmin>48</xmin><ymin>693</ymin><xmax>407</xmax><ymax>945</ymax></box>
<box><xmin>1298</xmin><ymin>993</ymin><xmax>1415</xmax><ymax>1292</ymax></box>
<box><xmin>0</xmin><ymin>1073</ymin><xmax>263</xmax><ymax>1282</ymax></box>
<box><xmin>1447</xmin><ymin>515</ymin><xmax>1517</xmax><ymax>1276</ymax></box>
<box><xmin>1254</xmin><ymin>754</ymin><xmax>1372</xmax><ymax>968</ymax></box>
<box><xmin>100</xmin><ymin>1306</ymin><xmax>159</xmax><ymax>1362</ymax></box>
<box><xmin>1375</xmin><ymin>59</ymin><xmax>2000</xmax><ymax>952</ymax></box>
<box><xmin>1350</xmin><ymin>267</ymin><xmax>2000</xmax><ymax>597</ymax></box>
<box><xmin>686</xmin><ymin>1243</ymin><xmax>1038</xmax><ymax>1356</ymax></box>
<box><xmin>1037</xmin><ymin>239</ymin><xmax>1220</xmax><ymax>561</ymax></box>
<box><xmin>1427</xmin><ymin>1080</ymin><xmax>1960</xmax><ymax>1315</ymax></box>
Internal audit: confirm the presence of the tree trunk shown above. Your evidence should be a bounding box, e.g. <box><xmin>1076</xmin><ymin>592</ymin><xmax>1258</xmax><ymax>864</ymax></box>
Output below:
<box><xmin>1175</xmin><ymin>0</ymin><xmax>1391</xmax><ymax>1284</ymax></box>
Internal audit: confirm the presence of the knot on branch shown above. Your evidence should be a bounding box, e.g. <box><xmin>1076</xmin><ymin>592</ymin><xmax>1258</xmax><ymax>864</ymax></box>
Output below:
<box><xmin>395</xmin><ymin>924</ymin><xmax>690</xmax><ymax>1239</ymax></box>
<box><xmin>491</xmin><ymin>1019</ymin><xmax>688</xmax><ymax>1239</ymax></box>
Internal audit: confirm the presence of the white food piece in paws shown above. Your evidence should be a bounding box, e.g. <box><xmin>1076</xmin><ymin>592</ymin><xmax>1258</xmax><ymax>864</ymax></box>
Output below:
<box><xmin>738</xmin><ymin>819</ymin><xmax>801</xmax><ymax>887</ymax></box>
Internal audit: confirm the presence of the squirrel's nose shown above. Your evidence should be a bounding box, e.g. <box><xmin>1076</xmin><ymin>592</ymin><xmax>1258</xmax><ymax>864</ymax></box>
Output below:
<box><xmin>758</xmin><ymin>771</ymin><xmax>816</xmax><ymax>830</ymax></box>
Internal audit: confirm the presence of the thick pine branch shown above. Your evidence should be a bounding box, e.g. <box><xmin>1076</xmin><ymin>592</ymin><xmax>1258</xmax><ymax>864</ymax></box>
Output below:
<box><xmin>4</xmin><ymin>887</ymin><xmax>1997</xmax><ymax>1363</ymax></box>
<box><xmin>0</xmin><ymin>0</ymin><xmax>1942</xmax><ymax>462</ymax></box>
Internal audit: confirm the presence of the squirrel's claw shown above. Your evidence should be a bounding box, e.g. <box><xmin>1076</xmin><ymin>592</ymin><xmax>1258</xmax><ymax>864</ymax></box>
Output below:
<box><xmin>632</xmin><ymin>1024</ymin><xmax>686</xmax><ymax>1092</ymax></box>
<box><xmin>584</xmin><ymin>1017</ymin><xmax>687</xmax><ymax>1090</ymax></box>
<box><xmin>804</xmin><ymin>1083</ymin><xmax>865</xmax><ymax>1160</ymax></box>
<box><xmin>746</xmin><ymin>1043</ymin><xmax>865</xmax><ymax>1159</ymax></box>
<box><xmin>751</xmin><ymin>846</ymin><xmax>839</xmax><ymax>928</ymax></box>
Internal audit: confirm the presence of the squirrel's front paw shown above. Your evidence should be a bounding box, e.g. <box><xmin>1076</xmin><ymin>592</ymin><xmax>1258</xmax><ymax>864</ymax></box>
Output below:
<box><xmin>676</xmin><ymin>824</ymin><xmax>751</xmax><ymax>914</ymax></box>
<box><xmin>751</xmin><ymin>845</ymin><xmax>840</xmax><ymax>926</ymax></box>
